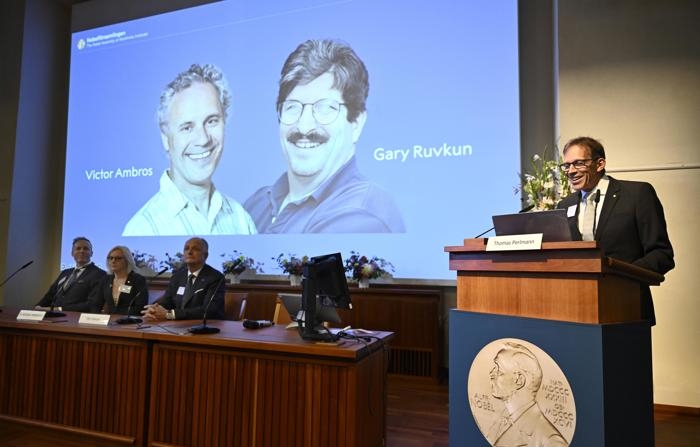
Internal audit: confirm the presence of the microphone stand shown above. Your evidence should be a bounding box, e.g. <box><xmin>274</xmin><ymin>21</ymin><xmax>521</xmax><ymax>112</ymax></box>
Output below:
<box><xmin>116</xmin><ymin>268</ymin><xmax>168</xmax><ymax>325</ymax></box>
<box><xmin>46</xmin><ymin>287</ymin><xmax>67</xmax><ymax>318</ymax></box>
<box><xmin>189</xmin><ymin>275</ymin><xmax>225</xmax><ymax>334</ymax></box>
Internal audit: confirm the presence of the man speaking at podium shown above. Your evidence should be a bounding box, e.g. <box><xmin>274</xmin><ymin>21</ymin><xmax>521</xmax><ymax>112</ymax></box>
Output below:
<box><xmin>556</xmin><ymin>136</ymin><xmax>674</xmax><ymax>324</ymax></box>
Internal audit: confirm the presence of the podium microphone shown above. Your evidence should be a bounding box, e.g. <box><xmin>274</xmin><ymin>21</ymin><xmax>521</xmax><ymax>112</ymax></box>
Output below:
<box><xmin>116</xmin><ymin>267</ymin><xmax>168</xmax><ymax>325</ymax></box>
<box><xmin>189</xmin><ymin>275</ymin><xmax>225</xmax><ymax>334</ymax></box>
<box><xmin>474</xmin><ymin>204</ymin><xmax>535</xmax><ymax>238</ymax></box>
<box><xmin>0</xmin><ymin>260</ymin><xmax>34</xmax><ymax>288</ymax></box>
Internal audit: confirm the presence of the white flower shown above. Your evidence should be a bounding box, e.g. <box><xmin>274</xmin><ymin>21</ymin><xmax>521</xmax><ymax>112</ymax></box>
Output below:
<box><xmin>516</xmin><ymin>146</ymin><xmax>571</xmax><ymax>211</ymax></box>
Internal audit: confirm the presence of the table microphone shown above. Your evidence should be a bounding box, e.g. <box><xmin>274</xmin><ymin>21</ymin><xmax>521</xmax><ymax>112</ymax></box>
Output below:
<box><xmin>0</xmin><ymin>260</ymin><xmax>33</xmax><ymax>288</ymax></box>
<box><xmin>116</xmin><ymin>267</ymin><xmax>168</xmax><ymax>325</ymax></box>
<box><xmin>0</xmin><ymin>260</ymin><xmax>33</xmax><ymax>313</ymax></box>
<box><xmin>189</xmin><ymin>275</ymin><xmax>225</xmax><ymax>334</ymax></box>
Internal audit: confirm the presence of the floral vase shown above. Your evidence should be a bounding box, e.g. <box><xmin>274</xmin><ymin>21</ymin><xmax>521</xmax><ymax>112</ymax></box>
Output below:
<box><xmin>289</xmin><ymin>274</ymin><xmax>302</xmax><ymax>287</ymax></box>
<box><xmin>358</xmin><ymin>278</ymin><xmax>370</xmax><ymax>289</ymax></box>
<box><xmin>227</xmin><ymin>273</ymin><xmax>241</xmax><ymax>284</ymax></box>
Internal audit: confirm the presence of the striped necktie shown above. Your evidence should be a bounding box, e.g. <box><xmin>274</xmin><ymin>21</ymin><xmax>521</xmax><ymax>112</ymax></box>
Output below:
<box><xmin>62</xmin><ymin>267</ymin><xmax>83</xmax><ymax>291</ymax></box>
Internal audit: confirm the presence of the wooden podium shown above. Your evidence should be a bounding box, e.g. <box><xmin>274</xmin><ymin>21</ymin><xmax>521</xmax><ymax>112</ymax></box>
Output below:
<box><xmin>445</xmin><ymin>238</ymin><xmax>664</xmax><ymax>446</ymax></box>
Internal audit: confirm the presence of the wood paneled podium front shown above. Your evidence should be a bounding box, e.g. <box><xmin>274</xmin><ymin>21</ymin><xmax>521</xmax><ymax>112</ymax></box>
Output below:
<box><xmin>445</xmin><ymin>238</ymin><xmax>663</xmax><ymax>323</ymax></box>
<box><xmin>445</xmin><ymin>238</ymin><xmax>664</xmax><ymax>447</ymax></box>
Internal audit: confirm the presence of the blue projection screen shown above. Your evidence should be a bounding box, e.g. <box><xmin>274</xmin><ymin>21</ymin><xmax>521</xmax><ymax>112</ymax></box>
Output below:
<box><xmin>63</xmin><ymin>0</ymin><xmax>520</xmax><ymax>280</ymax></box>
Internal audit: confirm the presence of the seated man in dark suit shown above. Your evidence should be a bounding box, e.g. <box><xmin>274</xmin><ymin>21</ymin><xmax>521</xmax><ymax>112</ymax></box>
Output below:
<box><xmin>556</xmin><ymin>136</ymin><xmax>674</xmax><ymax>323</ymax></box>
<box><xmin>35</xmin><ymin>236</ymin><xmax>106</xmax><ymax>312</ymax></box>
<box><xmin>141</xmin><ymin>237</ymin><xmax>225</xmax><ymax>321</ymax></box>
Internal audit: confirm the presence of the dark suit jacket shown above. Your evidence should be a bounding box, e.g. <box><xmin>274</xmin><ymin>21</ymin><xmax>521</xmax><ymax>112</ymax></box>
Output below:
<box><xmin>36</xmin><ymin>263</ymin><xmax>106</xmax><ymax>311</ymax></box>
<box><xmin>557</xmin><ymin>177</ymin><xmax>674</xmax><ymax>323</ymax></box>
<box><xmin>156</xmin><ymin>264</ymin><xmax>224</xmax><ymax>320</ymax></box>
<box><xmin>87</xmin><ymin>270</ymin><xmax>148</xmax><ymax>315</ymax></box>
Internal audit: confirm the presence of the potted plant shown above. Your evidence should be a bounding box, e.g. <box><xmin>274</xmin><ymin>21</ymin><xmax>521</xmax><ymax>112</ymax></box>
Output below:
<box><xmin>159</xmin><ymin>252</ymin><xmax>184</xmax><ymax>272</ymax></box>
<box><xmin>273</xmin><ymin>253</ymin><xmax>309</xmax><ymax>286</ymax></box>
<box><xmin>132</xmin><ymin>250</ymin><xmax>159</xmax><ymax>276</ymax></box>
<box><xmin>221</xmin><ymin>251</ymin><xmax>263</xmax><ymax>284</ymax></box>
<box><xmin>344</xmin><ymin>251</ymin><xmax>394</xmax><ymax>288</ymax></box>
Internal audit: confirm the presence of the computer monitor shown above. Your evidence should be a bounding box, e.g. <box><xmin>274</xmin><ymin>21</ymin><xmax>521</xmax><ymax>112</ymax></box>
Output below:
<box><xmin>298</xmin><ymin>252</ymin><xmax>352</xmax><ymax>342</ymax></box>
<box><xmin>279</xmin><ymin>293</ymin><xmax>342</xmax><ymax>328</ymax></box>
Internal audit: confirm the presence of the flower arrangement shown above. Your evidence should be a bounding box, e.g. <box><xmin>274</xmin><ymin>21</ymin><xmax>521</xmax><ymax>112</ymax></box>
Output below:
<box><xmin>132</xmin><ymin>250</ymin><xmax>159</xmax><ymax>272</ymax></box>
<box><xmin>221</xmin><ymin>251</ymin><xmax>263</xmax><ymax>276</ymax></box>
<box><xmin>515</xmin><ymin>146</ymin><xmax>571</xmax><ymax>211</ymax></box>
<box><xmin>273</xmin><ymin>253</ymin><xmax>309</xmax><ymax>276</ymax></box>
<box><xmin>159</xmin><ymin>252</ymin><xmax>184</xmax><ymax>271</ymax></box>
<box><xmin>344</xmin><ymin>251</ymin><xmax>394</xmax><ymax>281</ymax></box>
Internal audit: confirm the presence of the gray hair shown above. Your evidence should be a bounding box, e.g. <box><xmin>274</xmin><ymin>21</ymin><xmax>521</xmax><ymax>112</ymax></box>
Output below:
<box><xmin>157</xmin><ymin>63</ymin><xmax>231</xmax><ymax>129</ymax></box>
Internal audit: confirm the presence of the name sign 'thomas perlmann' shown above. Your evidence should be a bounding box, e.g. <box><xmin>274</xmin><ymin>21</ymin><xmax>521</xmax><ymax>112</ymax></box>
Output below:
<box><xmin>467</xmin><ymin>338</ymin><xmax>576</xmax><ymax>446</ymax></box>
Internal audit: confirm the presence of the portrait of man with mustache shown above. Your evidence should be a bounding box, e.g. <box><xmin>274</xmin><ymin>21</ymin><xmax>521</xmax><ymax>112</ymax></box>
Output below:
<box><xmin>244</xmin><ymin>39</ymin><xmax>405</xmax><ymax>233</ymax></box>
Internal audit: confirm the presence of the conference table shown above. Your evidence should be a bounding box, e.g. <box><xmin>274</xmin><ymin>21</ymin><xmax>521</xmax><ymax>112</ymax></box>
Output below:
<box><xmin>0</xmin><ymin>308</ymin><xmax>392</xmax><ymax>447</ymax></box>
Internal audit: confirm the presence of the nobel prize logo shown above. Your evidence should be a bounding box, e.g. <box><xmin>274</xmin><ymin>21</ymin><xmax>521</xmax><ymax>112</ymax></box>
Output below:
<box><xmin>77</xmin><ymin>39</ymin><xmax>86</xmax><ymax>50</ymax></box>
<box><xmin>467</xmin><ymin>338</ymin><xmax>576</xmax><ymax>446</ymax></box>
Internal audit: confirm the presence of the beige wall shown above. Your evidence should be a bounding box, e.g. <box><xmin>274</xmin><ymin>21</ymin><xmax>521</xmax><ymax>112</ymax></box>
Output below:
<box><xmin>558</xmin><ymin>0</ymin><xmax>700</xmax><ymax>407</ymax></box>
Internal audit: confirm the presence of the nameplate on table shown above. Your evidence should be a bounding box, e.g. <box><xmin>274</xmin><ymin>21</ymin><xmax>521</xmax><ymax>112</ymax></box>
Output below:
<box><xmin>78</xmin><ymin>313</ymin><xmax>111</xmax><ymax>326</ymax></box>
<box><xmin>17</xmin><ymin>310</ymin><xmax>46</xmax><ymax>321</ymax></box>
<box><xmin>486</xmin><ymin>233</ymin><xmax>543</xmax><ymax>251</ymax></box>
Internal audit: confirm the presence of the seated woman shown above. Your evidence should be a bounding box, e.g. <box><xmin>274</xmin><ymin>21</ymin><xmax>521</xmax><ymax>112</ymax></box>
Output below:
<box><xmin>88</xmin><ymin>245</ymin><xmax>148</xmax><ymax>316</ymax></box>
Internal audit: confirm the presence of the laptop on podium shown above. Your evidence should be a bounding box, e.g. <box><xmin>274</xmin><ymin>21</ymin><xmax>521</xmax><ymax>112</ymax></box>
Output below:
<box><xmin>492</xmin><ymin>209</ymin><xmax>572</xmax><ymax>242</ymax></box>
